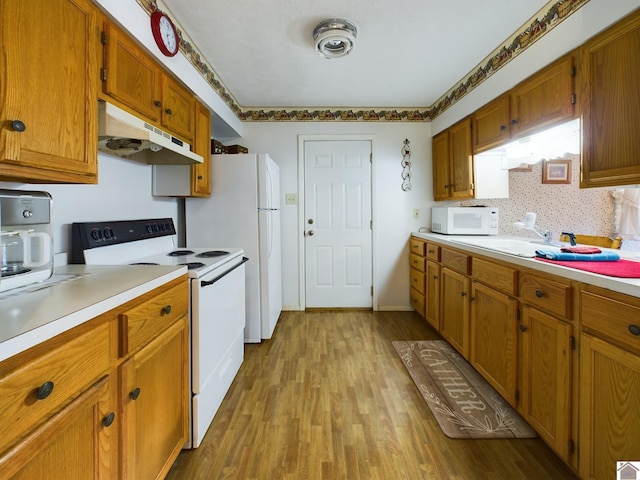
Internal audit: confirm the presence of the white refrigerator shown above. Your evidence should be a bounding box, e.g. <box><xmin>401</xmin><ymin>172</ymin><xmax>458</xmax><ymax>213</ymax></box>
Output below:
<box><xmin>185</xmin><ymin>153</ymin><xmax>282</xmax><ymax>343</ymax></box>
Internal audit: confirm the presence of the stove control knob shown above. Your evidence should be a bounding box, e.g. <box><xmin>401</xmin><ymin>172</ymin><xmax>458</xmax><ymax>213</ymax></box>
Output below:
<box><xmin>145</xmin><ymin>224</ymin><xmax>153</xmax><ymax>234</ymax></box>
<box><xmin>90</xmin><ymin>228</ymin><xmax>102</xmax><ymax>241</ymax></box>
<box><xmin>103</xmin><ymin>227</ymin><xmax>114</xmax><ymax>240</ymax></box>
<box><xmin>160</xmin><ymin>223</ymin><xmax>166</xmax><ymax>231</ymax></box>
<box><xmin>152</xmin><ymin>224</ymin><xmax>160</xmax><ymax>233</ymax></box>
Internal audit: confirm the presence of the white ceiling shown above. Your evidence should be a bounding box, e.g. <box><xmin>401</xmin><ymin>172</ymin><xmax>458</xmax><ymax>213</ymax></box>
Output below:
<box><xmin>162</xmin><ymin>0</ymin><xmax>550</xmax><ymax>110</ymax></box>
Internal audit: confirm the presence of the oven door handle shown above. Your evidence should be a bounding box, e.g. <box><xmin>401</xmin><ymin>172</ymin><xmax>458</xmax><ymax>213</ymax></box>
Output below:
<box><xmin>200</xmin><ymin>257</ymin><xmax>249</xmax><ymax>287</ymax></box>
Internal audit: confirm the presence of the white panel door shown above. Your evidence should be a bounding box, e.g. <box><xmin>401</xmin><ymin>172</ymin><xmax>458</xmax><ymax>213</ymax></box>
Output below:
<box><xmin>304</xmin><ymin>140</ymin><xmax>372</xmax><ymax>308</ymax></box>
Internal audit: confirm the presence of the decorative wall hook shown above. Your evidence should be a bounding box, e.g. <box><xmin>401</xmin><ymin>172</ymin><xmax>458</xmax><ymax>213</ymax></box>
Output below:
<box><xmin>401</xmin><ymin>139</ymin><xmax>412</xmax><ymax>191</ymax></box>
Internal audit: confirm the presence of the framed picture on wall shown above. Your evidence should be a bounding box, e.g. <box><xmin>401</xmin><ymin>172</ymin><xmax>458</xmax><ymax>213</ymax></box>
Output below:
<box><xmin>542</xmin><ymin>159</ymin><xmax>571</xmax><ymax>184</ymax></box>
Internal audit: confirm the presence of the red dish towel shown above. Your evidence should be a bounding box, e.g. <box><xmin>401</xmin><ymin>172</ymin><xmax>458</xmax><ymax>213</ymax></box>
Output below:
<box><xmin>560</xmin><ymin>246</ymin><xmax>602</xmax><ymax>254</ymax></box>
<box><xmin>535</xmin><ymin>258</ymin><xmax>640</xmax><ymax>277</ymax></box>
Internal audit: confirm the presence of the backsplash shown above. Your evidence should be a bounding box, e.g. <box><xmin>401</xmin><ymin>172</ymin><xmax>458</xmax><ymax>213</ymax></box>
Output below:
<box><xmin>462</xmin><ymin>153</ymin><xmax>640</xmax><ymax>251</ymax></box>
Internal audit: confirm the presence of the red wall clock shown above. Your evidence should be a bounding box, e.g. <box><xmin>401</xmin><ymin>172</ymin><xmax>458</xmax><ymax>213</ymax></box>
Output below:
<box><xmin>151</xmin><ymin>10</ymin><xmax>179</xmax><ymax>57</ymax></box>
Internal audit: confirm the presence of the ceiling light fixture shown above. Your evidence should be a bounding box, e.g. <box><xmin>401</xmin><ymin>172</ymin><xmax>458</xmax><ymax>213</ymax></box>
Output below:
<box><xmin>313</xmin><ymin>18</ymin><xmax>357</xmax><ymax>59</ymax></box>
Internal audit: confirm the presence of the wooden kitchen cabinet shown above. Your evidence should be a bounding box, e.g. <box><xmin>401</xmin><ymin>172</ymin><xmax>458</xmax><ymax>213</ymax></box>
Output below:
<box><xmin>579</xmin><ymin>9</ymin><xmax>640</xmax><ymax>188</ymax></box>
<box><xmin>472</xmin><ymin>94</ymin><xmax>511</xmax><ymax>153</ymax></box>
<box><xmin>191</xmin><ymin>101</ymin><xmax>212</xmax><ymax>197</ymax></box>
<box><xmin>440</xmin><ymin>267</ymin><xmax>471</xmax><ymax>358</ymax></box>
<box><xmin>161</xmin><ymin>76</ymin><xmax>196</xmax><ymax>143</ymax></box>
<box><xmin>425</xmin><ymin>260</ymin><xmax>441</xmax><ymax>331</ymax></box>
<box><xmin>119</xmin><ymin>316</ymin><xmax>188</xmax><ymax>480</ymax></box>
<box><xmin>0</xmin><ymin>275</ymin><xmax>189</xmax><ymax>479</ymax></box>
<box><xmin>432</xmin><ymin>117</ymin><xmax>474</xmax><ymax>201</ymax></box>
<box><xmin>469</xmin><ymin>280</ymin><xmax>518</xmax><ymax>405</ymax></box>
<box><xmin>579</xmin><ymin>286</ymin><xmax>640</xmax><ymax>480</ymax></box>
<box><xmin>409</xmin><ymin>238</ymin><xmax>427</xmax><ymax>318</ymax></box>
<box><xmin>510</xmin><ymin>54</ymin><xmax>575</xmax><ymax>139</ymax></box>
<box><xmin>519</xmin><ymin>305</ymin><xmax>573</xmax><ymax>462</ymax></box>
<box><xmin>0</xmin><ymin>0</ymin><xmax>99</xmax><ymax>183</ymax></box>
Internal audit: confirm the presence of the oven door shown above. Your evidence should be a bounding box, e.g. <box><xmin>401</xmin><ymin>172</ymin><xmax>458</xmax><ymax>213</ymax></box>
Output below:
<box><xmin>189</xmin><ymin>256</ymin><xmax>248</xmax><ymax>448</ymax></box>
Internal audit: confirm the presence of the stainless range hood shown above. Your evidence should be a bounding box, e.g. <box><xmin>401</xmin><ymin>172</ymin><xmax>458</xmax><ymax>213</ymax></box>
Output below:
<box><xmin>97</xmin><ymin>101</ymin><xmax>203</xmax><ymax>165</ymax></box>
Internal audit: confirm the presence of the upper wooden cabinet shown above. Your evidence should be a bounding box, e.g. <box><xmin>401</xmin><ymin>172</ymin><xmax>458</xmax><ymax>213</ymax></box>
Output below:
<box><xmin>472</xmin><ymin>94</ymin><xmax>511</xmax><ymax>153</ymax></box>
<box><xmin>101</xmin><ymin>19</ymin><xmax>195</xmax><ymax>144</ymax></box>
<box><xmin>432</xmin><ymin>118</ymin><xmax>474</xmax><ymax>201</ymax></box>
<box><xmin>102</xmin><ymin>21</ymin><xmax>162</xmax><ymax>123</ymax></box>
<box><xmin>191</xmin><ymin>102</ymin><xmax>212</xmax><ymax>197</ymax></box>
<box><xmin>0</xmin><ymin>0</ymin><xmax>99</xmax><ymax>183</ymax></box>
<box><xmin>579</xmin><ymin>10</ymin><xmax>640</xmax><ymax>188</ymax></box>
<box><xmin>510</xmin><ymin>54</ymin><xmax>575</xmax><ymax>138</ymax></box>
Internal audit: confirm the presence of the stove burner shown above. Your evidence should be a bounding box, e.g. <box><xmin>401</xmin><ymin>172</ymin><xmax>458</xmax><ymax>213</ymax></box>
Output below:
<box><xmin>130</xmin><ymin>262</ymin><xmax>160</xmax><ymax>265</ymax></box>
<box><xmin>180</xmin><ymin>262</ymin><xmax>206</xmax><ymax>270</ymax></box>
<box><xmin>167</xmin><ymin>250</ymin><xmax>194</xmax><ymax>257</ymax></box>
<box><xmin>195</xmin><ymin>250</ymin><xmax>229</xmax><ymax>258</ymax></box>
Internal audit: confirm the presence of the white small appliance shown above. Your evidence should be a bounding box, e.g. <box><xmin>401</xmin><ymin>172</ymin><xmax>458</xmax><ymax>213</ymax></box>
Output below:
<box><xmin>431</xmin><ymin>206</ymin><xmax>499</xmax><ymax>235</ymax></box>
<box><xmin>71</xmin><ymin>218</ymin><xmax>246</xmax><ymax>448</ymax></box>
<box><xmin>0</xmin><ymin>190</ymin><xmax>54</xmax><ymax>293</ymax></box>
<box><xmin>185</xmin><ymin>153</ymin><xmax>283</xmax><ymax>343</ymax></box>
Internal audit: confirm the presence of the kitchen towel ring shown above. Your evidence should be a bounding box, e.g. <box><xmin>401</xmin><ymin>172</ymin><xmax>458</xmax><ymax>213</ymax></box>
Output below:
<box><xmin>401</xmin><ymin>139</ymin><xmax>411</xmax><ymax>191</ymax></box>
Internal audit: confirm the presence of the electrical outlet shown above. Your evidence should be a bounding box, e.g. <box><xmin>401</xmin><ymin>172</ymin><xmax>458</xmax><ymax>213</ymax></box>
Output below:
<box><xmin>413</xmin><ymin>209</ymin><xmax>420</xmax><ymax>219</ymax></box>
<box><xmin>285</xmin><ymin>193</ymin><xmax>298</xmax><ymax>205</ymax></box>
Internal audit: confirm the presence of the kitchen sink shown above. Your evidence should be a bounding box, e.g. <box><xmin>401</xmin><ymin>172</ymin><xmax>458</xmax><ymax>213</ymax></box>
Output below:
<box><xmin>449</xmin><ymin>237</ymin><xmax>564</xmax><ymax>258</ymax></box>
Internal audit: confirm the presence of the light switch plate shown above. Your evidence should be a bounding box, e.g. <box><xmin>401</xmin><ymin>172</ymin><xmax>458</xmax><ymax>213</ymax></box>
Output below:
<box><xmin>285</xmin><ymin>193</ymin><xmax>298</xmax><ymax>205</ymax></box>
<box><xmin>413</xmin><ymin>209</ymin><xmax>420</xmax><ymax>219</ymax></box>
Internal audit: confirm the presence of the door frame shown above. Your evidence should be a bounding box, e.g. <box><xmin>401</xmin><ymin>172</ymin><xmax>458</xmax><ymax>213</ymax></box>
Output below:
<box><xmin>297</xmin><ymin>134</ymin><xmax>377</xmax><ymax>310</ymax></box>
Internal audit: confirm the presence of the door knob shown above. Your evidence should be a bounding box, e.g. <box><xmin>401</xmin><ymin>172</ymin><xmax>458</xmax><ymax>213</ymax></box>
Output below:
<box><xmin>307</xmin><ymin>230</ymin><xmax>314</xmax><ymax>236</ymax></box>
<box><xmin>307</xmin><ymin>219</ymin><xmax>314</xmax><ymax>224</ymax></box>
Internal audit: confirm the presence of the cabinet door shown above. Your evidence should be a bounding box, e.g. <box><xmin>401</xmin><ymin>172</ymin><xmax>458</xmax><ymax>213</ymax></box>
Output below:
<box><xmin>579</xmin><ymin>11</ymin><xmax>640</xmax><ymax>188</ymax></box>
<box><xmin>448</xmin><ymin>118</ymin><xmax>474</xmax><ymax>200</ymax></box>
<box><xmin>425</xmin><ymin>260</ymin><xmax>440</xmax><ymax>330</ymax></box>
<box><xmin>432</xmin><ymin>130</ymin><xmax>450</xmax><ymax>201</ymax></box>
<box><xmin>0</xmin><ymin>0</ymin><xmax>98</xmax><ymax>183</ymax></box>
<box><xmin>472</xmin><ymin>94</ymin><xmax>511</xmax><ymax>153</ymax></box>
<box><xmin>520</xmin><ymin>306</ymin><xmax>573</xmax><ymax>461</ymax></box>
<box><xmin>469</xmin><ymin>282</ymin><xmax>518</xmax><ymax>405</ymax></box>
<box><xmin>191</xmin><ymin>101</ymin><xmax>212</xmax><ymax>197</ymax></box>
<box><xmin>510</xmin><ymin>54</ymin><xmax>574</xmax><ymax>138</ymax></box>
<box><xmin>440</xmin><ymin>267</ymin><xmax>470</xmax><ymax>358</ymax></box>
<box><xmin>102</xmin><ymin>20</ymin><xmax>162</xmax><ymax>122</ymax></box>
<box><xmin>120</xmin><ymin>316</ymin><xmax>189</xmax><ymax>480</ymax></box>
<box><xmin>579</xmin><ymin>333</ymin><xmax>640</xmax><ymax>480</ymax></box>
<box><xmin>0</xmin><ymin>376</ymin><xmax>114</xmax><ymax>480</ymax></box>
<box><xmin>161</xmin><ymin>76</ymin><xmax>196</xmax><ymax>142</ymax></box>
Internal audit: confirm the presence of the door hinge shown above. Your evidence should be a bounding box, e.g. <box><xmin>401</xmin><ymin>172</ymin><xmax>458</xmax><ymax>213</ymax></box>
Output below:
<box><xmin>370</xmin><ymin>219</ymin><xmax>373</xmax><ymax>230</ymax></box>
<box><xmin>101</xmin><ymin>30</ymin><xmax>107</xmax><ymax>45</ymax></box>
<box><xmin>568</xmin><ymin>438</ymin><xmax>575</xmax><ymax>454</ymax></box>
<box><xmin>100</xmin><ymin>68</ymin><xmax>107</xmax><ymax>82</ymax></box>
<box><xmin>571</xmin><ymin>93</ymin><xmax>576</xmax><ymax>105</ymax></box>
<box><xmin>569</xmin><ymin>335</ymin><xmax>576</xmax><ymax>350</ymax></box>
<box><xmin>469</xmin><ymin>183</ymin><xmax>475</xmax><ymax>191</ymax></box>
<box><xmin>369</xmin><ymin>153</ymin><xmax>373</xmax><ymax>163</ymax></box>
<box><xmin>571</xmin><ymin>65</ymin><xmax>577</xmax><ymax>77</ymax></box>
<box><xmin>370</xmin><ymin>286</ymin><xmax>373</xmax><ymax>296</ymax></box>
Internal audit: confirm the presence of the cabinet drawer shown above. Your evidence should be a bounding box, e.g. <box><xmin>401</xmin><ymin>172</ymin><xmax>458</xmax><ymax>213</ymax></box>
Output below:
<box><xmin>120</xmin><ymin>281</ymin><xmax>189</xmax><ymax>356</ymax></box>
<box><xmin>472</xmin><ymin>257</ymin><xmax>518</xmax><ymax>296</ymax></box>
<box><xmin>410</xmin><ymin>287</ymin><xmax>425</xmax><ymax>317</ymax></box>
<box><xmin>520</xmin><ymin>273</ymin><xmax>572</xmax><ymax>319</ymax></box>
<box><xmin>441</xmin><ymin>248</ymin><xmax>471</xmax><ymax>275</ymax></box>
<box><xmin>581</xmin><ymin>291</ymin><xmax>640</xmax><ymax>355</ymax></box>
<box><xmin>426</xmin><ymin>242</ymin><xmax>440</xmax><ymax>261</ymax></box>
<box><xmin>0</xmin><ymin>321</ymin><xmax>111</xmax><ymax>455</ymax></box>
<box><xmin>409</xmin><ymin>253</ymin><xmax>426</xmax><ymax>272</ymax></box>
<box><xmin>410</xmin><ymin>268</ymin><xmax>425</xmax><ymax>295</ymax></box>
<box><xmin>410</xmin><ymin>238</ymin><xmax>426</xmax><ymax>256</ymax></box>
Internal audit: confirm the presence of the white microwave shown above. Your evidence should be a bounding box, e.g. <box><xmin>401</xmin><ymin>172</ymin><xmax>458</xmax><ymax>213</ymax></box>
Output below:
<box><xmin>431</xmin><ymin>207</ymin><xmax>499</xmax><ymax>235</ymax></box>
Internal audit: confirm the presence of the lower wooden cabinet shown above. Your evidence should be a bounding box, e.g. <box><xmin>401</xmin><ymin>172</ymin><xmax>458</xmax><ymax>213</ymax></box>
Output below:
<box><xmin>425</xmin><ymin>260</ymin><xmax>440</xmax><ymax>330</ymax></box>
<box><xmin>0</xmin><ymin>376</ymin><xmax>114</xmax><ymax>480</ymax></box>
<box><xmin>470</xmin><ymin>281</ymin><xmax>518</xmax><ymax>405</ymax></box>
<box><xmin>440</xmin><ymin>267</ymin><xmax>470</xmax><ymax>358</ymax></box>
<box><xmin>519</xmin><ymin>306</ymin><xmax>573</xmax><ymax>461</ymax></box>
<box><xmin>0</xmin><ymin>275</ymin><xmax>189</xmax><ymax>480</ymax></box>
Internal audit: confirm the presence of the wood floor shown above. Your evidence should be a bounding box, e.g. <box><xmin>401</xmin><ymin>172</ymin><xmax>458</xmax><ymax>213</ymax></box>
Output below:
<box><xmin>166</xmin><ymin>311</ymin><xmax>579</xmax><ymax>480</ymax></box>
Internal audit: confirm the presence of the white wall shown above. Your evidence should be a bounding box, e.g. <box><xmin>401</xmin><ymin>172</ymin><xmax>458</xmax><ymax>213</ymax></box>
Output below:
<box><xmin>0</xmin><ymin>154</ymin><xmax>178</xmax><ymax>261</ymax></box>
<box><xmin>239</xmin><ymin>121</ymin><xmax>432</xmax><ymax>311</ymax></box>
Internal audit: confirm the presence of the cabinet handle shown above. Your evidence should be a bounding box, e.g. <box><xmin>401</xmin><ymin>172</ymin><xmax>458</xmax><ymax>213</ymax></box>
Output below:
<box><xmin>130</xmin><ymin>387</ymin><xmax>141</xmax><ymax>401</ymax></box>
<box><xmin>165</xmin><ymin>108</ymin><xmax>173</xmax><ymax>115</ymax></box>
<box><xmin>519</xmin><ymin>324</ymin><xmax>527</xmax><ymax>333</ymax></box>
<box><xmin>460</xmin><ymin>291</ymin><xmax>466</xmax><ymax>297</ymax></box>
<box><xmin>428</xmin><ymin>249</ymin><xmax>434</xmax><ymax>253</ymax></box>
<box><xmin>629</xmin><ymin>324</ymin><xmax>640</xmax><ymax>336</ymax></box>
<box><xmin>103</xmin><ymin>412</ymin><xmax>115</xmax><ymax>428</ymax></box>
<box><xmin>161</xmin><ymin>305</ymin><xmax>172</xmax><ymax>315</ymax></box>
<box><xmin>535</xmin><ymin>290</ymin><xmax>543</xmax><ymax>298</ymax></box>
<box><xmin>499</xmin><ymin>124</ymin><xmax>506</xmax><ymax>131</ymax></box>
<box><xmin>154</xmin><ymin>100</ymin><xmax>162</xmax><ymax>107</ymax></box>
<box><xmin>433</xmin><ymin>275</ymin><xmax>438</xmax><ymax>279</ymax></box>
<box><xmin>469</xmin><ymin>296</ymin><xmax>475</xmax><ymax>302</ymax></box>
<box><xmin>197</xmin><ymin>175</ymin><xmax>203</xmax><ymax>180</ymax></box>
<box><xmin>511</xmin><ymin>119</ymin><xmax>518</xmax><ymax>126</ymax></box>
<box><xmin>11</xmin><ymin>120</ymin><xmax>26</xmax><ymax>132</ymax></box>
<box><xmin>35</xmin><ymin>381</ymin><xmax>54</xmax><ymax>400</ymax></box>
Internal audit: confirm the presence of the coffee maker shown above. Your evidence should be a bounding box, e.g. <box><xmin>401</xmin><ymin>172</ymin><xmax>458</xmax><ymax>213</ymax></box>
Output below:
<box><xmin>0</xmin><ymin>190</ymin><xmax>53</xmax><ymax>293</ymax></box>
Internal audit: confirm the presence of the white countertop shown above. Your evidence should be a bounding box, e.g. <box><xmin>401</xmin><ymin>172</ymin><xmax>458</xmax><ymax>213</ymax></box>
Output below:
<box><xmin>0</xmin><ymin>264</ymin><xmax>188</xmax><ymax>362</ymax></box>
<box><xmin>412</xmin><ymin>232</ymin><xmax>640</xmax><ymax>299</ymax></box>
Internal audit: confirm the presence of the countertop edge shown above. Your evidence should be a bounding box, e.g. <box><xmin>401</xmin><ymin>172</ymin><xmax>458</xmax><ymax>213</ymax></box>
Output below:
<box><xmin>412</xmin><ymin>232</ymin><xmax>640</xmax><ymax>299</ymax></box>
<box><xmin>0</xmin><ymin>266</ymin><xmax>187</xmax><ymax>363</ymax></box>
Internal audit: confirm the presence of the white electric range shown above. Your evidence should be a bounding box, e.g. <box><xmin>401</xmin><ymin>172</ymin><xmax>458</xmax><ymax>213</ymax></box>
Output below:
<box><xmin>71</xmin><ymin>218</ymin><xmax>247</xmax><ymax>448</ymax></box>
